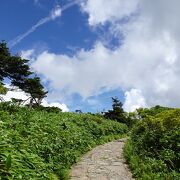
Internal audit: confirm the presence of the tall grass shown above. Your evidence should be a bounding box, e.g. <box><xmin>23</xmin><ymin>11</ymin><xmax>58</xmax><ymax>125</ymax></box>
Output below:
<box><xmin>0</xmin><ymin>105</ymin><xmax>128</xmax><ymax>179</ymax></box>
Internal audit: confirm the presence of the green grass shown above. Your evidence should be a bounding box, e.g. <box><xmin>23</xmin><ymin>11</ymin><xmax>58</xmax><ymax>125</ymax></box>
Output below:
<box><xmin>0</xmin><ymin>105</ymin><xmax>128</xmax><ymax>179</ymax></box>
<box><xmin>124</xmin><ymin>108</ymin><xmax>180</xmax><ymax>180</ymax></box>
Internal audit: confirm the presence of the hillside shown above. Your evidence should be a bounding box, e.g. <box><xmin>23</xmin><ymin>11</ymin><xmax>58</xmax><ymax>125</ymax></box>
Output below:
<box><xmin>1</xmin><ymin>103</ymin><xmax>179</xmax><ymax>179</ymax></box>
<box><xmin>0</xmin><ymin>103</ymin><xmax>128</xmax><ymax>179</ymax></box>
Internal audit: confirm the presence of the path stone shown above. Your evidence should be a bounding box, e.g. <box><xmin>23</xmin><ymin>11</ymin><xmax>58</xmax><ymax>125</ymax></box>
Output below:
<box><xmin>70</xmin><ymin>138</ymin><xmax>134</xmax><ymax>180</ymax></box>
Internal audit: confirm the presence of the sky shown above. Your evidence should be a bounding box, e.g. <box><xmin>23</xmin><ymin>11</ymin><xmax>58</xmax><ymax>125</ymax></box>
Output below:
<box><xmin>0</xmin><ymin>0</ymin><xmax>180</xmax><ymax>112</ymax></box>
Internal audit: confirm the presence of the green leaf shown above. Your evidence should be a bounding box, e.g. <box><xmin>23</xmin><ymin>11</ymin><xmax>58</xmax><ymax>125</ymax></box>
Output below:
<box><xmin>6</xmin><ymin>154</ymin><xmax>11</xmax><ymax>170</ymax></box>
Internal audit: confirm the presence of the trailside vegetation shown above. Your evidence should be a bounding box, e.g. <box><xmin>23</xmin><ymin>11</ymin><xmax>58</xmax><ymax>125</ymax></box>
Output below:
<box><xmin>0</xmin><ymin>103</ymin><xmax>128</xmax><ymax>179</ymax></box>
<box><xmin>124</xmin><ymin>107</ymin><xmax>180</xmax><ymax>179</ymax></box>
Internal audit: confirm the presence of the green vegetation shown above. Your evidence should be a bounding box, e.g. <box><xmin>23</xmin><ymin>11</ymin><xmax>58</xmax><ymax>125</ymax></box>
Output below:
<box><xmin>137</xmin><ymin>105</ymin><xmax>172</xmax><ymax>118</ymax></box>
<box><xmin>124</xmin><ymin>107</ymin><xmax>180</xmax><ymax>179</ymax></box>
<box><xmin>0</xmin><ymin>103</ymin><xmax>128</xmax><ymax>179</ymax></box>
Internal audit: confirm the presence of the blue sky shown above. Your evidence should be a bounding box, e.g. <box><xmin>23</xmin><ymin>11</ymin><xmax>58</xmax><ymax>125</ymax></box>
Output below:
<box><xmin>0</xmin><ymin>0</ymin><xmax>124</xmax><ymax>112</ymax></box>
<box><xmin>1</xmin><ymin>0</ymin><xmax>96</xmax><ymax>53</ymax></box>
<box><xmin>1</xmin><ymin>0</ymin><xmax>180</xmax><ymax>112</ymax></box>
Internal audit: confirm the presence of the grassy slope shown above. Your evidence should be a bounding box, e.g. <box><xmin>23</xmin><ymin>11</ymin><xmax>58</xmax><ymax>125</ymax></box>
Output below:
<box><xmin>124</xmin><ymin>108</ymin><xmax>180</xmax><ymax>180</ymax></box>
<box><xmin>0</xmin><ymin>106</ymin><xmax>128</xmax><ymax>179</ymax></box>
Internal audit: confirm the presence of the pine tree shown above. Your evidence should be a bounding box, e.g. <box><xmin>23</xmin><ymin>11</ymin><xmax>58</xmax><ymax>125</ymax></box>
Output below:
<box><xmin>104</xmin><ymin>97</ymin><xmax>127</xmax><ymax>123</ymax></box>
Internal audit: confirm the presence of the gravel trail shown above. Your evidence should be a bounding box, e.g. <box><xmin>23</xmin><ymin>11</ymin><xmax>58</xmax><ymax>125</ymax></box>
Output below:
<box><xmin>70</xmin><ymin>138</ymin><xmax>134</xmax><ymax>180</ymax></box>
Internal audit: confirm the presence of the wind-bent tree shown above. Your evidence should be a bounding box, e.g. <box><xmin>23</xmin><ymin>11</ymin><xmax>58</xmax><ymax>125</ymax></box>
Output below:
<box><xmin>0</xmin><ymin>41</ymin><xmax>47</xmax><ymax>106</ymax></box>
<box><xmin>15</xmin><ymin>77</ymin><xmax>47</xmax><ymax>107</ymax></box>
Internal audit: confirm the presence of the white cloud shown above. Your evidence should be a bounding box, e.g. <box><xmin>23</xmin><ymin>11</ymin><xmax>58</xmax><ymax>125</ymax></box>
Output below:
<box><xmin>50</xmin><ymin>5</ymin><xmax>62</xmax><ymax>20</ymax></box>
<box><xmin>1</xmin><ymin>88</ymin><xmax>29</xmax><ymax>102</ymax></box>
<box><xmin>29</xmin><ymin>0</ymin><xmax>180</xmax><ymax>111</ymax></box>
<box><xmin>80</xmin><ymin>0</ymin><xmax>139</xmax><ymax>26</ymax></box>
<box><xmin>41</xmin><ymin>101</ymin><xmax>69</xmax><ymax>112</ymax></box>
<box><xmin>32</xmin><ymin>31</ymin><xmax>180</xmax><ymax>109</ymax></box>
<box><xmin>21</xmin><ymin>49</ymin><xmax>35</xmax><ymax>59</ymax></box>
<box><xmin>0</xmin><ymin>87</ymin><xmax>69</xmax><ymax>112</ymax></box>
<box><xmin>123</xmin><ymin>89</ymin><xmax>147</xmax><ymax>112</ymax></box>
<box><xmin>32</xmin><ymin>42</ymin><xmax>123</xmax><ymax>98</ymax></box>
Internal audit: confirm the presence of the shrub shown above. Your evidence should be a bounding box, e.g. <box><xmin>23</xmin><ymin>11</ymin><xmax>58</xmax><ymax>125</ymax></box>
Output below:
<box><xmin>33</xmin><ymin>105</ymin><xmax>62</xmax><ymax>113</ymax></box>
<box><xmin>124</xmin><ymin>108</ymin><xmax>180</xmax><ymax>179</ymax></box>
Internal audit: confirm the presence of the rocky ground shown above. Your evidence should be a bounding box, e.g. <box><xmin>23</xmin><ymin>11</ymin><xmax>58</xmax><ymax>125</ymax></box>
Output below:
<box><xmin>70</xmin><ymin>138</ymin><xmax>134</xmax><ymax>180</ymax></box>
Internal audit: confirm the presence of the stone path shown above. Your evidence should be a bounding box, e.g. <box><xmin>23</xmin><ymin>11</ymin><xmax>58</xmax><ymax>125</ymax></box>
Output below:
<box><xmin>70</xmin><ymin>138</ymin><xmax>134</xmax><ymax>180</ymax></box>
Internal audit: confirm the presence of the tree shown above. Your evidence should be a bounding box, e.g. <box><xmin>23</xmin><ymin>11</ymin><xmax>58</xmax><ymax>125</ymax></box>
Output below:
<box><xmin>104</xmin><ymin>97</ymin><xmax>127</xmax><ymax>123</ymax></box>
<box><xmin>20</xmin><ymin>77</ymin><xmax>47</xmax><ymax>107</ymax></box>
<box><xmin>0</xmin><ymin>41</ymin><xmax>32</xmax><ymax>84</ymax></box>
<box><xmin>0</xmin><ymin>41</ymin><xmax>47</xmax><ymax>107</ymax></box>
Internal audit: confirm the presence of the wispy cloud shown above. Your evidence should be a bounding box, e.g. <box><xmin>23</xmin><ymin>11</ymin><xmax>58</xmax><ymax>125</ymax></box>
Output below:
<box><xmin>9</xmin><ymin>0</ymin><xmax>81</xmax><ymax>48</ymax></box>
<box><xmin>34</xmin><ymin>0</ymin><xmax>39</xmax><ymax>5</ymax></box>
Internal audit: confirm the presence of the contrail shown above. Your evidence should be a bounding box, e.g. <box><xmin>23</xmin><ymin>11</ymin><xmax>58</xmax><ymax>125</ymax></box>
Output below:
<box><xmin>9</xmin><ymin>0</ymin><xmax>82</xmax><ymax>48</ymax></box>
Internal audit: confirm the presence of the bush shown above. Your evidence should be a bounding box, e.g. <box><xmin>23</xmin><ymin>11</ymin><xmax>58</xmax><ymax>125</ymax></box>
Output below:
<box><xmin>137</xmin><ymin>105</ymin><xmax>171</xmax><ymax>118</ymax></box>
<box><xmin>0</xmin><ymin>101</ymin><xmax>21</xmax><ymax>114</ymax></box>
<box><xmin>124</xmin><ymin>108</ymin><xmax>180</xmax><ymax>179</ymax></box>
<box><xmin>33</xmin><ymin>105</ymin><xmax>62</xmax><ymax>113</ymax></box>
<box><xmin>0</xmin><ymin>105</ymin><xmax>128</xmax><ymax>179</ymax></box>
